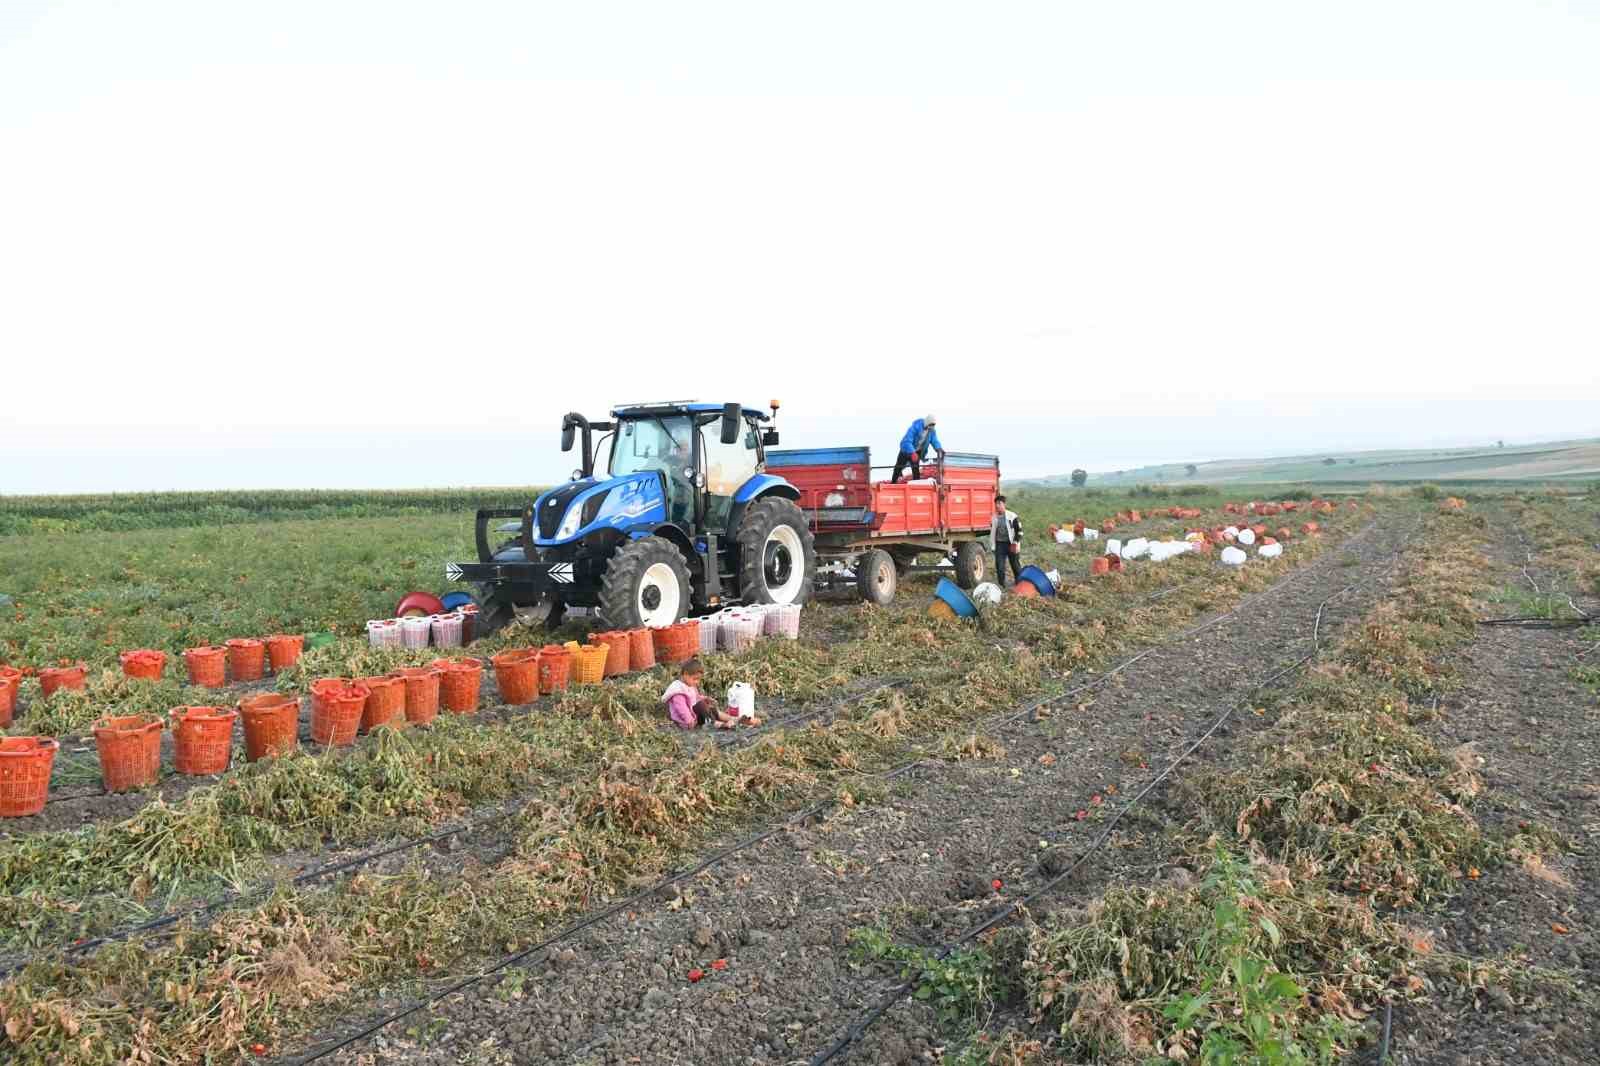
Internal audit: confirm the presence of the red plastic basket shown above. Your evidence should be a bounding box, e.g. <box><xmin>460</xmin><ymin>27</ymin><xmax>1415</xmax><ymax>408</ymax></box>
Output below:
<box><xmin>239</xmin><ymin>692</ymin><xmax>300</xmax><ymax>761</ymax></box>
<box><xmin>652</xmin><ymin>621</ymin><xmax>699</xmax><ymax>665</ymax></box>
<box><xmin>225</xmin><ymin>639</ymin><xmax>266</xmax><ymax>682</ymax></box>
<box><xmin>593</xmin><ymin>631</ymin><xmax>632</xmax><ymax>676</ymax></box>
<box><xmin>93</xmin><ymin>715</ymin><xmax>164</xmax><ymax>792</ymax></box>
<box><xmin>358</xmin><ymin>674</ymin><xmax>406</xmax><ymax>732</ymax></box>
<box><xmin>0</xmin><ymin>669</ymin><xmax>20</xmax><ymax>728</ymax></box>
<box><xmin>628</xmin><ymin>627</ymin><xmax>656</xmax><ymax>671</ymax></box>
<box><xmin>265</xmin><ymin>634</ymin><xmax>305</xmax><ymax>672</ymax></box>
<box><xmin>0</xmin><ymin>737</ymin><xmax>58</xmax><ymax>817</ymax></box>
<box><xmin>170</xmin><ymin>706</ymin><xmax>238</xmax><ymax>775</ymax></box>
<box><xmin>491</xmin><ymin>650</ymin><xmax>540</xmax><ymax>706</ymax></box>
<box><xmin>310</xmin><ymin>679</ymin><xmax>369</xmax><ymax>746</ymax></box>
<box><xmin>431</xmin><ymin>658</ymin><xmax>483</xmax><ymax>714</ymax></box>
<box><xmin>119</xmin><ymin>649</ymin><xmax>167</xmax><ymax>681</ymax></box>
<box><xmin>184</xmin><ymin>646</ymin><xmax>228</xmax><ymax>688</ymax></box>
<box><xmin>393</xmin><ymin>667</ymin><xmax>441</xmax><ymax>725</ymax></box>
<box><xmin>537</xmin><ymin>646</ymin><xmax>571</xmax><ymax>694</ymax></box>
<box><xmin>38</xmin><ymin>662</ymin><xmax>87</xmax><ymax>698</ymax></box>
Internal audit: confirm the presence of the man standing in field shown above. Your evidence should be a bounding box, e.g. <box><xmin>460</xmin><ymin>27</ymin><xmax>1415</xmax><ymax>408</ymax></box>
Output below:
<box><xmin>891</xmin><ymin>415</ymin><xmax>942</xmax><ymax>482</ymax></box>
<box><xmin>991</xmin><ymin>494</ymin><xmax>1023</xmax><ymax>587</ymax></box>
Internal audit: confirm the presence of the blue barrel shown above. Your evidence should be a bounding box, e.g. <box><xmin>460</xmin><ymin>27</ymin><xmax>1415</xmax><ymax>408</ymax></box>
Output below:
<box><xmin>1017</xmin><ymin>565</ymin><xmax>1056</xmax><ymax>597</ymax></box>
<box><xmin>933</xmin><ymin>577</ymin><xmax>979</xmax><ymax>618</ymax></box>
<box><xmin>440</xmin><ymin>591</ymin><xmax>479</xmax><ymax>613</ymax></box>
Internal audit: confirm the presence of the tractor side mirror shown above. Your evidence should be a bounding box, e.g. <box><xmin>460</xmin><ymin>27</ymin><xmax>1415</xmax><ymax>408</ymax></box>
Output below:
<box><xmin>762</xmin><ymin>429</ymin><xmax>779</xmax><ymax>446</ymax></box>
<box><xmin>561</xmin><ymin>423</ymin><xmax>575</xmax><ymax>452</ymax></box>
<box><xmin>719</xmin><ymin>402</ymin><xmax>741</xmax><ymax>445</ymax></box>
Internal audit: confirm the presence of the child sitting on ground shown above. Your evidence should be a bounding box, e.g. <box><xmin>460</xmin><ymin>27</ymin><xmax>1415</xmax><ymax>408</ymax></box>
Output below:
<box><xmin>663</xmin><ymin>658</ymin><xmax>754</xmax><ymax>729</ymax></box>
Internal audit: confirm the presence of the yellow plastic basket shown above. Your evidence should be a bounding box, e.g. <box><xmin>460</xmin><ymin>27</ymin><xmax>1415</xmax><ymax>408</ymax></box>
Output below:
<box><xmin>572</xmin><ymin>644</ymin><xmax>610</xmax><ymax>685</ymax></box>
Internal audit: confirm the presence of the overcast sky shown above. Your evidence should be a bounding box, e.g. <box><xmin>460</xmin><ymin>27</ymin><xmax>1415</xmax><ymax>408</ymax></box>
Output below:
<box><xmin>3</xmin><ymin>1</ymin><xmax>1598</xmax><ymax>493</ymax></box>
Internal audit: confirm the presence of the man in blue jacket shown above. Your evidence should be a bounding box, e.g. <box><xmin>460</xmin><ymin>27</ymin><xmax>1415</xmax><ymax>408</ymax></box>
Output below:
<box><xmin>891</xmin><ymin>415</ymin><xmax>942</xmax><ymax>482</ymax></box>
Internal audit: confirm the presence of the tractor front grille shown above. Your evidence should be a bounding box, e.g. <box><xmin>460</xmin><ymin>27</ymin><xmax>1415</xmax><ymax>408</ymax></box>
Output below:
<box><xmin>536</xmin><ymin>483</ymin><xmax>586</xmax><ymax>539</ymax></box>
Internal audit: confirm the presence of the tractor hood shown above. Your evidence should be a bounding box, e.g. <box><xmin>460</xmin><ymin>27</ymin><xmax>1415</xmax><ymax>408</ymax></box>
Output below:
<box><xmin>532</xmin><ymin>473</ymin><xmax>667</xmax><ymax>547</ymax></box>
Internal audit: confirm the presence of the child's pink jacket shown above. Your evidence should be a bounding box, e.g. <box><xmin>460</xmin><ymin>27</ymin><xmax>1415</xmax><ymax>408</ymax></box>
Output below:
<box><xmin>663</xmin><ymin>679</ymin><xmax>701</xmax><ymax>729</ymax></box>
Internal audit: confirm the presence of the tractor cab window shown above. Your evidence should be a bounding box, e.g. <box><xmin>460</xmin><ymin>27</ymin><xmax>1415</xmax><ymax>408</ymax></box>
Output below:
<box><xmin>611</xmin><ymin>416</ymin><xmax>694</xmax><ymax>524</ymax></box>
<box><xmin>700</xmin><ymin>418</ymin><xmax>760</xmax><ymax>531</ymax></box>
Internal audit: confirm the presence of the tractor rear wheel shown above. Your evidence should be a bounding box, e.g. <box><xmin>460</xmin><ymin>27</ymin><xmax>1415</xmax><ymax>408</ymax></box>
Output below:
<box><xmin>599</xmin><ymin>537</ymin><xmax>692</xmax><ymax>629</ymax></box>
<box><xmin>855</xmin><ymin>549</ymin><xmax>897</xmax><ymax>606</ymax></box>
<box><xmin>954</xmin><ymin>541</ymin><xmax>988</xmax><ymax>589</ymax></box>
<box><xmin>735</xmin><ymin>497</ymin><xmax>816</xmax><ymax>606</ymax></box>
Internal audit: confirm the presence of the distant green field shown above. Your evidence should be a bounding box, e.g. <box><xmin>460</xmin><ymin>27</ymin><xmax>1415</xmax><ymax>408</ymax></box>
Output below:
<box><xmin>1026</xmin><ymin>437</ymin><xmax>1600</xmax><ymax>487</ymax></box>
<box><xmin>0</xmin><ymin>487</ymin><xmax>546</xmax><ymax>535</ymax></box>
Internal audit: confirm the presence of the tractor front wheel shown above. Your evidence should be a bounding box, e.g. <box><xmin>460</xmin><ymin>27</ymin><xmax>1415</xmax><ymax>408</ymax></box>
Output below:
<box><xmin>473</xmin><ymin>586</ymin><xmax>514</xmax><ymax>638</ymax></box>
<box><xmin>736</xmin><ymin>498</ymin><xmax>816</xmax><ymax>606</ymax></box>
<box><xmin>599</xmin><ymin>538</ymin><xmax>692</xmax><ymax>629</ymax></box>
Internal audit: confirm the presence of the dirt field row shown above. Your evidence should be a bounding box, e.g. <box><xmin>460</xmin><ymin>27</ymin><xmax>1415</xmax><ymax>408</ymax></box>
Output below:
<box><xmin>293</xmin><ymin>513</ymin><xmax>1424</xmax><ymax>1065</ymax></box>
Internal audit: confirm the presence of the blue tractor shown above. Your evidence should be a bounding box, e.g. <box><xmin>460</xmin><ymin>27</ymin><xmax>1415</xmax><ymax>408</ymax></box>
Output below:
<box><xmin>447</xmin><ymin>401</ymin><xmax>816</xmax><ymax>633</ymax></box>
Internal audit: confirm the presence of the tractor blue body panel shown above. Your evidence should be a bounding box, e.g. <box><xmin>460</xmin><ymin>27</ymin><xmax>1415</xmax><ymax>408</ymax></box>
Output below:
<box><xmin>764</xmin><ymin>446</ymin><xmax>871</xmax><ymax>468</ymax></box>
<box><xmin>533</xmin><ymin>473</ymin><xmax>667</xmax><ymax>548</ymax></box>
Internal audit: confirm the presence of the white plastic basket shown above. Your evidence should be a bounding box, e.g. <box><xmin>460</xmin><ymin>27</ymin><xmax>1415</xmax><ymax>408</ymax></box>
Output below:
<box><xmin>698</xmin><ymin>612</ymin><xmax>722</xmax><ymax>654</ymax></box>
<box><xmin>430</xmin><ymin>612</ymin><xmax>463</xmax><ymax>649</ymax></box>
<box><xmin>400</xmin><ymin>615</ymin><xmax>433</xmax><ymax>649</ymax></box>
<box><xmin>720</xmin><ymin>612</ymin><xmax>761</xmax><ymax>653</ymax></box>
<box><xmin>769</xmin><ymin>603</ymin><xmax>801</xmax><ymax>640</ymax></box>
<box><xmin>367</xmin><ymin>619</ymin><xmax>403</xmax><ymax>648</ymax></box>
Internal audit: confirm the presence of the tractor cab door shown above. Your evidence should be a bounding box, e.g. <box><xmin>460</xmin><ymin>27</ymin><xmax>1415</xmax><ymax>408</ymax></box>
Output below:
<box><xmin>699</xmin><ymin>419</ymin><xmax>761</xmax><ymax>532</ymax></box>
<box><xmin>610</xmin><ymin>416</ymin><xmax>696</xmax><ymax>526</ymax></box>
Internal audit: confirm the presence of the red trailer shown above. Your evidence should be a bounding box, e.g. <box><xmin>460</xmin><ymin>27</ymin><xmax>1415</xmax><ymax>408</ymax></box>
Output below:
<box><xmin>764</xmin><ymin>446</ymin><xmax>1001</xmax><ymax>605</ymax></box>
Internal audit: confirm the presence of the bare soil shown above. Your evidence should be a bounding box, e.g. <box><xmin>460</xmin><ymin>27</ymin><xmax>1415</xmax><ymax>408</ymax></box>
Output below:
<box><xmin>1375</xmin><ymin>505</ymin><xmax>1600</xmax><ymax>1066</ymax></box>
<box><xmin>293</xmin><ymin>514</ymin><xmax>1422</xmax><ymax>1066</ymax></box>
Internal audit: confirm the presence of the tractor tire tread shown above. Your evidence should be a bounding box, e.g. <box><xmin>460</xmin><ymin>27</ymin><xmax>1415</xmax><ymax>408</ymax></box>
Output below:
<box><xmin>735</xmin><ymin>497</ymin><xmax>817</xmax><ymax>606</ymax></box>
<box><xmin>598</xmin><ymin>538</ymin><xmax>692</xmax><ymax>629</ymax></box>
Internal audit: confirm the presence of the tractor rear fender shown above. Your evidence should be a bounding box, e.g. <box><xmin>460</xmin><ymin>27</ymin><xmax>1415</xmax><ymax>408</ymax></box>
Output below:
<box><xmin>726</xmin><ymin>476</ymin><xmax>800</xmax><ymax>538</ymax></box>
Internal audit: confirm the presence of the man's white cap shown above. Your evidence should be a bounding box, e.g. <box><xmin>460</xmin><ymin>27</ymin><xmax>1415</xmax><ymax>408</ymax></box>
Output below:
<box><xmin>926</xmin><ymin>414</ymin><xmax>937</xmax><ymax>423</ymax></box>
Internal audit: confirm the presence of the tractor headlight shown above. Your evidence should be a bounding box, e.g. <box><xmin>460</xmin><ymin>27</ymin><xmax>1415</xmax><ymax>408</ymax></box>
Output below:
<box><xmin>555</xmin><ymin>504</ymin><xmax>584</xmax><ymax>541</ymax></box>
<box><xmin>555</xmin><ymin>490</ymin><xmax>610</xmax><ymax>540</ymax></box>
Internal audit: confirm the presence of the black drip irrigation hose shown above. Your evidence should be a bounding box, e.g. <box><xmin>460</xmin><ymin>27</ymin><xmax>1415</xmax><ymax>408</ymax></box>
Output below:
<box><xmin>281</xmin><ymin>522</ymin><xmax>1390</xmax><ymax>1065</ymax></box>
<box><xmin>805</xmin><ymin>526</ymin><xmax>1412</xmax><ymax>1066</ymax></box>
<box><xmin>0</xmin><ymin>793</ymin><xmax>542</xmax><ymax>980</ymax></box>
<box><xmin>283</xmin><ymin>758</ymin><xmax>929</xmax><ymax>1066</ymax></box>
<box><xmin>1476</xmin><ymin>615</ymin><xmax>1597</xmax><ymax>629</ymax></box>
<box><xmin>13</xmin><ymin>517</ymin><xmax>1387</xmax><ymax>1063</ymax></box>
<box><xmin>0</xmin><ymin>679</ymin><xmax>914</xmax><ymax>981</ymax></box>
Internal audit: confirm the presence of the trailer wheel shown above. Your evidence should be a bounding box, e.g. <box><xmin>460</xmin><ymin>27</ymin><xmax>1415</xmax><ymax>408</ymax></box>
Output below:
<box><xmin>954</xmin><ymin>541</ymin><xmax>988</xmax><ymax>589</ymax></box>
<box><xmin>599</xmin><ymin>537</ymin><xmax>692</xmax><ymax>629</ymax></box>
<box><xmin>736</xmin><ymin>497</ymin><xmax>816</xmax><ymax>606</ymax></box>
<box><xmin>855</xmin><ymin>549</ymin><xmax>897</xmax><ymax>606</ymax></box>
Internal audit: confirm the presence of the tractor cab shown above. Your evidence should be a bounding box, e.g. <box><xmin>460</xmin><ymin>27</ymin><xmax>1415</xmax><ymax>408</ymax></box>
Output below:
<box><xmin>450</xmin><ymin>400</ymin><xmax>814</xmax><ymax>633</ymax></box>
<box><xmin>570</xmin><ymin>401</ymin><xmax>782</xmax><ymax>536</ymax></box>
